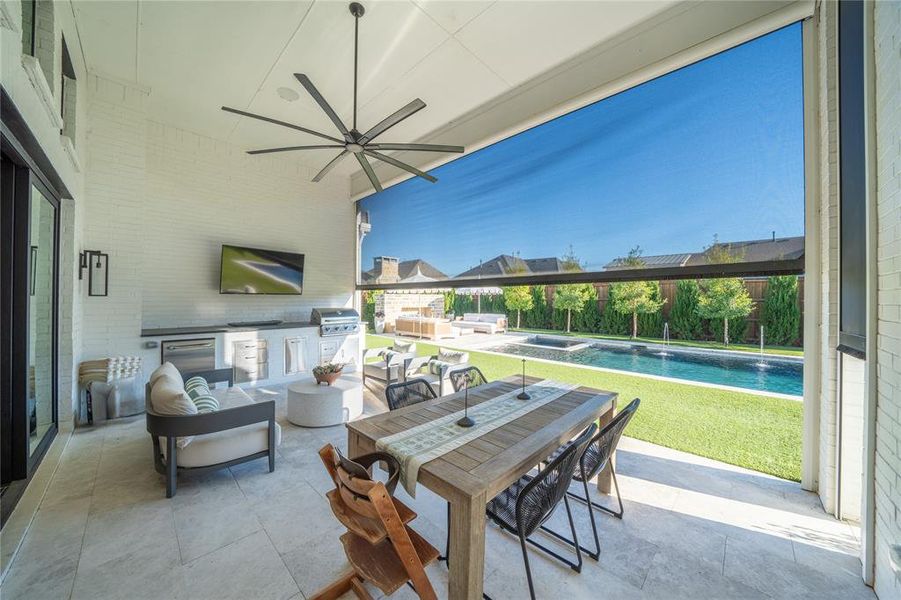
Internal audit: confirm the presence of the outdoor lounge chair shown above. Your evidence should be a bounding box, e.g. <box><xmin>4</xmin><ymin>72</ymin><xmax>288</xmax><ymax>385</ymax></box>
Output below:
<box><xmin>362</xmin><ymin>342</ymin><xmax>417</xmax><ymax>386</ymax></box>
<box><xmin>404</xmin><ymin>348</ymin><xmax>470</xmax><ymax>396</ymax></box>
<box><xmin>145</xmin><ymin>364</ymin><xmax>279</xmax><ymax>498</ymax></box>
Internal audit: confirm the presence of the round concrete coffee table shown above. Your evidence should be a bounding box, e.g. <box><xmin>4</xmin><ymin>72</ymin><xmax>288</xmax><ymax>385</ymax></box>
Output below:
<box><xmin>286</xmin><ymin>374</ymin><xmax>363</xmax><ymax>427</ymax></box>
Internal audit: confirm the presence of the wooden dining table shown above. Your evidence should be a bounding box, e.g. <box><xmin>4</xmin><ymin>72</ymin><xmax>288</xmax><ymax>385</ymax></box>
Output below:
<box><xmin>346</xmin><ymin>375</ymin><xmax>618</xmax><ymax>600</ymax></box>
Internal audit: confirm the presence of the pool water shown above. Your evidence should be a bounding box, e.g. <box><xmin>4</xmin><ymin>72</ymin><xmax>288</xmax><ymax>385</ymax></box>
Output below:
<box><xmin>489</xmin><ymin>339</ymin><xmax>803</xmax><ymax>396</ymax></box>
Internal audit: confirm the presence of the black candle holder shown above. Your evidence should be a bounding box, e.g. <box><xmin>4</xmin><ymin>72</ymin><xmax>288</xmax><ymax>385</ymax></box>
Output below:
<box><xmin>457</xmin><ymin>376</ymin><xmax>475</xmax><ymax>427</ymax></box>
<box><xmin>517</xmin><ymin>358</ymin><xmax>531</xmax><ymax>400</ymax></box>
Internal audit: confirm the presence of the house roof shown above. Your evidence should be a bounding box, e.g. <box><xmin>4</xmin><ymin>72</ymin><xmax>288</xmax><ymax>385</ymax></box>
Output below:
<box><xmin>604</xmin><ymin>236</ymin><xmax>804</xmax><ymax>270</ymax></box>
<box><xmin>361</xmin><ymin>259</ymin><xmax>448</xmax><ymax>284</ymax></box>
<box><xmin>604</xmin><ymin>253</ymin><xmax>691</xmax><ymax>270</ymax></box>
<box><xmin>684</xmin><ymin>236</ymin><xmax>805</xmax><ymax>265</ymax></box>
<box><xmin>455</xmin><ymin>255</ymin><xmax>566</xmax><ymax>278</ymax></box>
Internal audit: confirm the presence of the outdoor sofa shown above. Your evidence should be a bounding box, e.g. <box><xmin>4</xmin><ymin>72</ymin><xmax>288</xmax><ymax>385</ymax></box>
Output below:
<box><xmin>451</xmin><ymin>313</ymin><xmax>508</xmax><ymax>334</ymax></box>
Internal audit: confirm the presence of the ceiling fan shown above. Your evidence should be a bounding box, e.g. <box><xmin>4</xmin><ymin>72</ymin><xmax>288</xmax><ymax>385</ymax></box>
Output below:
<box><xmin>221</xmin><ymin>2</ymin><xmax>464</xmax><ymax>193</ymax></box>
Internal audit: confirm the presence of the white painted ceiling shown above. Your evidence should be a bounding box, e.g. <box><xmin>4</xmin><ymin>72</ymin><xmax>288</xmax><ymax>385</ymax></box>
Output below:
<box><xmin>71</xmin><ymin>0</ymin><xmax>677</xmax><ymax>179</ymax></box>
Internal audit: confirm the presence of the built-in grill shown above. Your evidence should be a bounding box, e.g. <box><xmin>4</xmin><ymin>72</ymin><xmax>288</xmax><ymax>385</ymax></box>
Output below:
<box><xmin>311</xmin><ymin>308</ymin><xmax>362</xmax><ymax>337</ymax></box>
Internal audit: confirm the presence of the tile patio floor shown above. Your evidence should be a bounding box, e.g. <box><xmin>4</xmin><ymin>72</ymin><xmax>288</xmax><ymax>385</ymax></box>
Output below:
<box><xmin>0</xmin><ymin>382</ymin><xmax>874</xmax><ymax>600</ymax></box>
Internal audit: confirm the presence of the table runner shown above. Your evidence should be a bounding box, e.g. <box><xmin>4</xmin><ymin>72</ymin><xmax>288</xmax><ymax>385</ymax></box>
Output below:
<box><xmin>377</xmin><ymin>379</ymin><xmax>578</xmax><ymax>496</ymax></box>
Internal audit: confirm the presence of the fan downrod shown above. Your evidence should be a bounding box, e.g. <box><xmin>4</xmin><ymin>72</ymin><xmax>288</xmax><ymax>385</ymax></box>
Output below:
<box><xmin>349</xmin><ymin>2</ymin><xmax>364</xmax><ymax>18</ymax></box>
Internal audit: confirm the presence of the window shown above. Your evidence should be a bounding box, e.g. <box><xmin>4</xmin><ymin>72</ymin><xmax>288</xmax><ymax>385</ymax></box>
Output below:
<box><xmin>61</xmin><ymin>35</ymin><xmax>76</xmax><ymax>141</ymax></box>
<box><xmin>20</xmin><ymin>0</ymin><xmax>54</xmax><ymax>93</ymax></box>
<box><xmin>357</xmin><ymin>24</ymin><xmax>805</xmax><ymax>290</ymax></box>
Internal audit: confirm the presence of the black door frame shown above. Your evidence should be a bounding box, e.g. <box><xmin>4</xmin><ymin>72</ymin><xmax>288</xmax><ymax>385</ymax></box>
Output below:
<box><xmin>1</xmin><ymin>96</ymin><xmax>65</xmax><ymax>527</ymax></box>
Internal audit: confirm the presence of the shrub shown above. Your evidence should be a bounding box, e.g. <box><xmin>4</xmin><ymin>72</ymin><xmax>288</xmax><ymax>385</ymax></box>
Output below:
<box><xmin>670</xmin><ymin>280</ymin><xmax>703</xmax><ymax>340</ymax></box>
<box><xmin>762</xmin><ymin>275</ymin><xmax>801</xmax><ymax>345</ymax></box>
<box><xmin>601</xmin><ymin>286</ymin><xmax>630</xmax><ymax>335</ymax></box>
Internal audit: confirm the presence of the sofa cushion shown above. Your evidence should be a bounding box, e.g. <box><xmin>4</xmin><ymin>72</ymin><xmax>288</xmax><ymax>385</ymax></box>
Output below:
<box><xmin>438</xmin><ymin>348</ymin><xmax>468</xmax><ymax>364</ymax></box>
<box><xmin>392</xmin><ymin>340</ymin><xmax>416</xmax><ymax>354</ymax></box>
<box><xmin>184</xmin><ymin>376</ymin><xmax>210</xmax><ymax>398</ymax></box>
<box><xmin>160</xmin><ymin>386</ymin><xmax>281</xmax><ymax>468</ymax></box>
<box><xmin>150</xmin><ymin>373</ymin><xmax>198</xmax><ymax>448</ymax></box>
<box><xmin>150</xmin><ymin>361</ymin><xmax>184</xmax><ymax>389</ymax></box>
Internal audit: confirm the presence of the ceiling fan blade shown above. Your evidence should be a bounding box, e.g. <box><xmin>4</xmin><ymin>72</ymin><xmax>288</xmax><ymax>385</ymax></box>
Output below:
<box><xmin>354</xmin><ymin>153</ymin><xmax>383</xmax><ymax>193</ymax></box>
<box><xmin>313</xmin><ymin>150</ymin><xmax>350</xmax><ymax>182</ymax></box>
<box><xmin>364</xmin><ymin>150</ymin><xmax>437</xmax><ymax>183</ymax></box>
<box><xmin>294</xmin><ymin>74</ymin><xmax>350</xmax><ymax>138</ymax></box>
<box><xmin>359</xmin><ymin>98</ymin><xmax>426</xmax><ymax>144</ymax></box>
<box><xmin>247</xmin><ymin>145</ymin><xmax>344</xmax><ymax>155</ymax></box>
<box><xmin>221</xmin><ymin>106</ymin><xmax>345</xmax><ymax>144</ymax></box>
<box><xmin>370</xmin><ymin>143</ymin><xmax>464</xmax><ymax>153</ymax></box>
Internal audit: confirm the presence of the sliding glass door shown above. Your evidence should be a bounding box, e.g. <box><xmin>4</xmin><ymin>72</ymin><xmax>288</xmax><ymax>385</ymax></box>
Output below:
<box><xmin>0</xmin><ymin>151</ymin><xmax>60</xmax><ymax>526</ymax></box>
<box><xmin>27</xmin><ymin>184</ymin><xmax>58</xmax><ymax>457</ymax></box>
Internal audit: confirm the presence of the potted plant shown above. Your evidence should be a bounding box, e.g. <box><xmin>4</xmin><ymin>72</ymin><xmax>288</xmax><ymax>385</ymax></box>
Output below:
<box><xmin>374</xmin><ymin>311</ymin><xmax>386</xmax><ymax>334</ymax></box>
<box><xmin>313</xmin><ymin>362</ymin><xmax>344</xmax><ymax>386</ymax></box>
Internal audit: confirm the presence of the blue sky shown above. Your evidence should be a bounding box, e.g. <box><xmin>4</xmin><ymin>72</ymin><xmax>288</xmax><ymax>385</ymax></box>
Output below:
<box><xmin>359</xmin><ymin>23</ymin><xmax>804</xmax><ymax>278</ymax></box>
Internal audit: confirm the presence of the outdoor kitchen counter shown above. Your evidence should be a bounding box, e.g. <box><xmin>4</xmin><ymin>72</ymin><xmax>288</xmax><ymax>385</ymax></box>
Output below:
<box><xmin>140</xmin><ymin>321</ymin><xmax>316</xmax><ymax>337</ymax></box>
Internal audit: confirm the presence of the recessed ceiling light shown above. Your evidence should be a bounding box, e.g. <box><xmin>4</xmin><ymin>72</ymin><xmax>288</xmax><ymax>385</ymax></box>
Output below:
<box><xmin>277</xmin><ymin>87</ymin><xmax>300</xmax><ymax>102</ymax></box>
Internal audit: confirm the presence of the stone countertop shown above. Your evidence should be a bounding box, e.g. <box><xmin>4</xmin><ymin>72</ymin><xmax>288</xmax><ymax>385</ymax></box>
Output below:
<box><xmin>140</xmin><ymin>321</ymin><xmax>316</xmax><ymax>338</ymax></box>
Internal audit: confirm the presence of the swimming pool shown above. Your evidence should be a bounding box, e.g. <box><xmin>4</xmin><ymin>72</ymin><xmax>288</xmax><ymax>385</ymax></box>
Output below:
<box><xmin>488</xmin><ymin>337</ymin><xmax>803</xmax><ymax>396</ymax></box>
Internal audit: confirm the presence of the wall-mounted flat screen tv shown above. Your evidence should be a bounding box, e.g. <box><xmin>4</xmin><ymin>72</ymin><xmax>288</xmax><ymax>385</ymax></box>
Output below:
<box><xmin>219</xmin><ymin>244</ymin><xmax>304</xmax><ymax>295</ymax></box>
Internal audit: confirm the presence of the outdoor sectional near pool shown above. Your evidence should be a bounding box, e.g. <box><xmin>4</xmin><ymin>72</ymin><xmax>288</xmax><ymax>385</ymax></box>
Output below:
<box><xmin>451</xmin><ymin>313</ymin><xmax>508</xmax><ymax>335</ymax></box>
<box><xmin>394</xmin><ymin>316</ymin><xmax>455</xmax><ymax>340</ymax></box>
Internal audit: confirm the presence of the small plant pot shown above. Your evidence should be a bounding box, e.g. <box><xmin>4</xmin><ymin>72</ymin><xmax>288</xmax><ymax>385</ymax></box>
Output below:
<box><xmin>315</xmin><ymin>371</ymin><xmax>343</xmax><ymax>386</ymax></box>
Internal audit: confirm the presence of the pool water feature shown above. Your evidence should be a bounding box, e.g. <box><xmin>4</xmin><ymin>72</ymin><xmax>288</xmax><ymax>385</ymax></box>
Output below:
<box><xmin>515</xmin><ymin>335</ymin><xmax>591</xmax><ymax>351</ymax></box>
<box><xmin>490</xmin><ymin>338</ymin><xmax>803</xmax><ymax>396</ymax></box>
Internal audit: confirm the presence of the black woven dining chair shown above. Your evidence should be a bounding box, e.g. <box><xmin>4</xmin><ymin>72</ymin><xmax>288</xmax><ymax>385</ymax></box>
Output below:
<box><xmin>546</xmin><ymin>397</ymin><xmax>640</xmax><ymax>560</ymax></box>
<box><xmin>385</xmin><ymin>377</ymin><xmax>437</xmax><ymax>411</ymax></box>
<box><xmin>485</xmin><ymin>423</ymin><xmax>597</xmax><ymax>600</ymax></box>
<box><xmin>449</xmin><ymin>366</ymin><xmax>489</xmax><ymax>393</ymax></box>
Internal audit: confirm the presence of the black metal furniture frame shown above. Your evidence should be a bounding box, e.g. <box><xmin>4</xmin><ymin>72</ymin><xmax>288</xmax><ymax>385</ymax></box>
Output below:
<box><xmin>384</xmin><ymin>377</ymin><xmax>437</xmax><ymax>411</ymax></box>
<box><xmin>548</xmin><ymin>398</ymin><xmax>641</xmax><ymax>561</ymax></box>
<box><xmin>486</xmin><ymin>424</ymin><xmax>597</xmax><ymax>600</ymax></box>
<box><xmin>449</xmin><ymin>366</ymin><xmax>489</xmax><ymax>393</ymax></box>
<box><xmin>145</xmin><ymin>368</ymin><xmax>276</xmax><ymax>498</ymax></box>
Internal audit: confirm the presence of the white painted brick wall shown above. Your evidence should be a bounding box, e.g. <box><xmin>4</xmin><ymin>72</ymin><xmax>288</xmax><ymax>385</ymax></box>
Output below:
<box><xmin>873</xmin><ymin>1</ymin><xmax>901</xmax><ymax>596</ymax></box>
<box><xmin>80</xmin><ymin>75</ymin><xmax>354</xmax><ymax>405</ymax></box>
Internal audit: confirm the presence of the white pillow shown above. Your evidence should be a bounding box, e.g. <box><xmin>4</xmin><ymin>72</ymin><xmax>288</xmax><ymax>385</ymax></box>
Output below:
<box><xmin>150</xmin><ymin>374</ymin><xmax>198</xmax><ymax>448</ymax></box>
<box><xmin>438</xmin><ymin>348</ymin><xmax>468</xmax><ymax>364</ymax></box>
<box><xmin>392</xmin><ymin>340</ymin><xmax>416</xmax><ymax>354</ymax></box>
<box><xmin>149</xmin><ymin>361</ymin><xmax>184</xmax><ymax>389</ymax></box>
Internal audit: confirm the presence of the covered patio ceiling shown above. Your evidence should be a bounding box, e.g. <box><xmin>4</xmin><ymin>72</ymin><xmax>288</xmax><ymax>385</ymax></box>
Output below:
<box><xmin>70</xmin><ymin>1</ymin><xmax>812</xmax><ymax>196</ymax></box>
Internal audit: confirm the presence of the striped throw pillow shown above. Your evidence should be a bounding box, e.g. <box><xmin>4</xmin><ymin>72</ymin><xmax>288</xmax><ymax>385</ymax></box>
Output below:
<box><xmin>192</xmin><ymin>393</ymin><xmax>219</xmax><ymax>414</ymax></box>
<box><xmin>184</xmin><ymin>376</ymin><xmax>210</xmax><ymax>399</ymax></box>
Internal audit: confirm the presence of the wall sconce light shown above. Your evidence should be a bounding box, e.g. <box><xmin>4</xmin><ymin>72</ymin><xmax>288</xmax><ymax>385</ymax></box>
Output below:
<box><xmin>79</xmin><ymin>250</ymin><xmax>109</xmax><ymax>297</ymax></box>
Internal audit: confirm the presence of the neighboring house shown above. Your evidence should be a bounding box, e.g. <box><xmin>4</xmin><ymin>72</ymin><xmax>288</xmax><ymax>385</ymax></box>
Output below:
<box><xmin>604</xmin><ymin>236</ymin><xmax>804</xmax><ymax>270</ymax></box>
<box><xmin>455</xmin><ymin>255</ymin><xmax>568</xmax><ymax>279</ymax></box>
<box><xmin>361</xmin><ymin>256</ymin><xmax>448</xmax><ymax>285</ymax></box>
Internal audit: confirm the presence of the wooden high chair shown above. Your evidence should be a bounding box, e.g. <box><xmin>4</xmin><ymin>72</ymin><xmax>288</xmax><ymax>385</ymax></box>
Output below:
<box><xmin>311</xmin><ymin>444</ymin><xmax>440</xmax><ymax>600</ymax></box>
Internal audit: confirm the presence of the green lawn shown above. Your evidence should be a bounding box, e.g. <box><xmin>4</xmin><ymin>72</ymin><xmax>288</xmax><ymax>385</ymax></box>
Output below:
<box><xmin>510</xmin><ymin>327</ymin><xmax>804</xmax><ymax>357</ymax></box>
<box><xmin>367</xmin><ymin>334</ymin><xmax>802</xmax><ymax>481</ymax></box>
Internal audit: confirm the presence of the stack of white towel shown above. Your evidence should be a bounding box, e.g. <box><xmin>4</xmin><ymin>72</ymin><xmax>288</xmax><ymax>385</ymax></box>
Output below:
<box><xmin>79</xmin><ymin>356</ymin><xmax>143</xmax><ymax>385</ymax></box>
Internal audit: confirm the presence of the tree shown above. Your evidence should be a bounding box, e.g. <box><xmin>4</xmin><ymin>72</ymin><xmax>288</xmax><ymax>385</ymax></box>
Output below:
<box><xmin>696</xmin><ymin>278</ymin><xmax>753</xmax><ymax>345</ymax></box>
<box><xmin>503</xmin><ymin>285</ymin><xmax>533</xmax><ymax>329</ymax></box>
<box><xmin>670</xmin><ymin>280</ymin><xmax>703</xmax><ymax>340</ymax></box>
<box><xmin>609</xmin><ymin>280</ymin><xmax>666</xmax><ymax>338</ymax></box>
<box><xmin>761</xmin><ymin>275</ymin><xmax>801</xmax><ymax>346</ymax></box>
<box><xmin>637</xmin><ymin>282</ymin><xmax>665</xmax><ymax>337</ymax></box>
<box><xmin>606</xmin><ymin>247</ymin><xmax>665</xmax><ymax>338</ymax></box>
<box><xmin>554</xmin><ymin>284</ymin><xmax>592</xmax><ymax>333</ymax></box>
